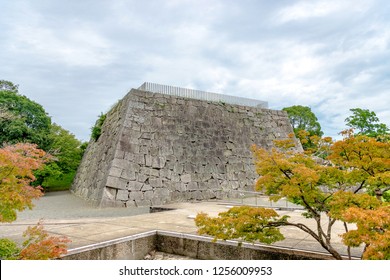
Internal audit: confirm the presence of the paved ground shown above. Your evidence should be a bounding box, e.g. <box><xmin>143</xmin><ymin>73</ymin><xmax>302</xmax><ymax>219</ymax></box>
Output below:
<box><xmin>0</xmin><ymin>191</ymin><xmax>363</xmax><ymax>258</ymax></box>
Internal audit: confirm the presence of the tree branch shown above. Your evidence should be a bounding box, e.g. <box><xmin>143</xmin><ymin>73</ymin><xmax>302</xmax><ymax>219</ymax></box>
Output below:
<box><xmin>343</xmin><ymin>222</ymin><xmax>351</xmax><ymax>260</ymax></box>
<box><xmin>327</xmin><ymin>217</ymin><xmax>337</xmax><ymax>244</ymax></box>
<box><xmin>353</xmin><ymin>180</ymin><xmax>366</xmax><ymax>194</ymax></box>
<box><xmin>268</xmin><ymin>220</ymin><xmax>342</xmax><ymax>260</ymax></box>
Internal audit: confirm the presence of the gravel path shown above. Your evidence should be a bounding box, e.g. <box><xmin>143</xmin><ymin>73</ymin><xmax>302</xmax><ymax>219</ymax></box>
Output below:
<box><xmin>16</xmin><ymin>191</ymin><xmax>150</xmax><ymax>222</ymax></box>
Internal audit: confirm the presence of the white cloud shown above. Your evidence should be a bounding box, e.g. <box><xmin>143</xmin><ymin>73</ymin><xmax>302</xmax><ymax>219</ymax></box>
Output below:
<box><xmin>277</xmin><ymin>0</ymin><xmax>369</xmax><ymax>23</ymax></box>
<box><xmin>1</xmin><ymin>0</ymin><xmax>389</xmax><ymax>141</ymax></box>
<box><xmin>11</xmin><ymin>24</ymin><xmax>114</xmax><ymax>67</ymax></box>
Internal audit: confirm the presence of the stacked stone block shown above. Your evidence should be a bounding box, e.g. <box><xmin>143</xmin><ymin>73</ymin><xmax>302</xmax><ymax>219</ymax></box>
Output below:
<box><xmin>72</xmin><ymin>88</ymin><xmax>300</xmax><ymax>207</ymax></box>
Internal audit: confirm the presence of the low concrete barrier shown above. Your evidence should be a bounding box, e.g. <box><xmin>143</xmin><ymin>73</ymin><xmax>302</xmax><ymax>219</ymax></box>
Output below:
<box><xmin>62</xmin><ymin>231</ymin><xmax>346</xmax><ymax>260</ymax></box>
<box><xmin>62</xmin><ymin>231</ymin><xmax>157</xmax><ymax>260</ymax></box>
<box><xmin>155</xmin><ymin>231</ymin><xmax>336</xmax><ymax>260</ymax></box>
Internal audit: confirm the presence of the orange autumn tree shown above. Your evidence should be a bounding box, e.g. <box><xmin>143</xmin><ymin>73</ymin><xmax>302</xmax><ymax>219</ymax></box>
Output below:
<box><xmin>195</xmin><ymin>132</ymin><xmax>390</xmax><ymax>260</ymax></box>
<box><xmin>0</xmin><ymin>143</ymin><xmax>47</xmax><ymax>222</ymax></box>
<box><xmin>19</xmin><ymin>221</ymin><xmax>70</xmax><ymax>260</ymax></box>
<box><xmin>0</xmin><ymin>143</ymin><xmax>70</xmax><ymax>259</ymax></box>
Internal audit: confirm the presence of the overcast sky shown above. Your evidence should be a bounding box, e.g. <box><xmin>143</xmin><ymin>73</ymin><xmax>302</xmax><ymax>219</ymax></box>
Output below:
<box><xmin>1</xmin><ymin>0</ymin><xmax>389</xmax><ymax>141</ymax></box>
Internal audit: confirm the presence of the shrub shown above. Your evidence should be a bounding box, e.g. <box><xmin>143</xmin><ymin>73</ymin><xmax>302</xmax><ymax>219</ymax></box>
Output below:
<box><xmin>91</xmin><ymin>113</ymin><xmax>106</xmax><ymax>141</ymax></box>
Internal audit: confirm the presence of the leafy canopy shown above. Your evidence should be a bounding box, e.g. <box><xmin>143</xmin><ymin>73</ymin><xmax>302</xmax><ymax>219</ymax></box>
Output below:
<box><xmin>1</xmin><ymin>80</ymin><xmax>86</xmax><ymax>190</ymax></box>
<box><xmin>282</xmin><ymin>105</ymin><xmax>323</xmax><ymax>137</ymax></box>
<box><xmin>33</xmin><ymin>123</ymin><xmax>85</xmax><ymax>190</ymax></box>
<box><xmin>196</xmin><ymin>133</ymin><xmax>390</xmax><ymax>260</ymax></box>
<box><xmin>196</xmin><ymin>206</ymin><xmax>287</xmax><ymax>245</ymax></box>
<box><xmin>345</xmin><ymin>108</ymin><xmax>389</xmax><ymax>137</ymax></box>
<box><xmin>0</xmin><ymin>81</ymin><xmax>52</xmax><ymax>150</ymax></box>
<box><xmin>283</xmin><ymin>105</ymin><xmax>323</xmax><ymax>151</ymax></box>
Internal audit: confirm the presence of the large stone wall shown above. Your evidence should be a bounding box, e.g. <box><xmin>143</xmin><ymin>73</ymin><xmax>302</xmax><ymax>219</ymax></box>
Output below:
<box><xmin>71</xmin><ymin>88</ymin><xmax>301</xmax><ymax>207</ymax></box>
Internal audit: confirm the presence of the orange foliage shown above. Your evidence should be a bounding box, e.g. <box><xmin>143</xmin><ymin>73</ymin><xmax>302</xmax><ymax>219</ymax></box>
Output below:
<box><xmin>329</xmin><ymin>132</ymin><xmax>390</xmax><ymax>199</ymax></box>
<box><xmin>19</xmin><ymin>221</ymin><xmax>71</xmax><ymax>260</ymax></box>
<box><xmin>0</xmin><ymin>143</ymin><xmax>51</xmax><ymax>222</ymax></box>
<box><xmin>248</xmin><ymin>133</ymin><xmax>389</xmax><ymax>259</ymax></box>
<box><xmin>0</xmin><ymin>143</ymin><xmax>70</xmax><ymax>259</ymax></box>
<box><xmin>341</xmin><ymin>206</ymin><xmax>390</xmax><ymax>259</ymax></box>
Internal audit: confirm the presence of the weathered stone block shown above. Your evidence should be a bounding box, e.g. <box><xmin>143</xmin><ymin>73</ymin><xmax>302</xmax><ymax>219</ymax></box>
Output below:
<box><xmin>121</xmin><ymin>169</ymin><xmax>136</xmax><ymax>181</ymax></box>
<box><xmin>152</xmin><ymin>156</ymin><xmax>166</xmax><ymax>169</ymax></box>
<box><xmin>129</xmin><ymin>191</ymin><xmax>143</xmax><ymax>200</ymax></box>
<box><xmin>227</xmin><ymin>172</ymin><xmax>238</xmax><ymax>181</ymax></box>
<box><xmin>149</xmin><ymin>178</ymin><xmax>162</xmax><ymax>188</ymax></box>
<box><xmin>137</xmin><ymin>173</ymin><xmax>148</xmax><ymax>183</ymax></box>
<box><xmin>109</xmin><ymin>167</ymin><xmax>123</xmax><ymax>177</ymax></box>
<box><xmin>125</xmin><ymin>200</ymin><xmax>137</xmax><ymax>207</ymax></box>
<box><xmin>106</xmin><ymin>176</ymin><xmax>128</xmax><ymax>189</ymax></box>
<box><xmin>145</xmin><ymin>155</ymin><xmax>152</xmax><ymax>167</ymax></box>
<box><xmin>104</xmin><ymin>187</ymin><xmax>117</xmax><ymax>200</ymax></box>
<box><xmin>128</xmin><ymin>181</ymin><xmax>143</xmax><ymax>191</ymax></box>
<box><xmin>141</xmin><ymin>184</ymin><xmax>152</xmax><ymax>191</ymax></box>
<box><xmin>150</xmin><ymin>168</ymin><xmax>159</xmax><ymax>177</ymax></box>
<box><xmin>134</xmin><ymin>154</ymin><xmax>145</xmax><ymax>165</ymax></box>
<box><xmin>151</xmin><ymin>197</ymin><xmax>164</xmax><ymax>206</ymax></box>
<box><xmin>174</xmin><ymin>182</ymin><xmax>186</xmax><ymax>192</ymax></box>
<box><xmin>180</xmin><ymin>174</ymin><xmax>192</xmax><ymax>183</ymax></box>
<box><xmin>160</xmin><ymin>145</ymin><xmax>173</xmax><ymax>156</ymax></box>
<box><xmin>135</xmin><ymin>200</ymin><xmax>151</xmax><ymax>207</ymax></box>
<box><xmin>159</xmin><ymin>169</ymin><xmax>171</xmax><ymax>179</ymax></box>
<box><xmin>207</xmin><ymin>179</ymin><xmax>219</xmax><ymax>189</ymax></box>
<box><xmin>154</xmin><ymin>188</ymin><xmax>169</xmax><ymax>198</ymax></box>
<box><xmin>143</xmin><ymin>190</ymin><xmax>154</xmax><ymax>200</ymax></box>
<box><xmin>116</xmin><ymin>189</ymin><xmax>129</xmax><ymax>200</ymax></box>
<box><xmin>187</xmin><ymin>182</ymin><xmax>198</xmax><ymax>191</ymax></box>
<box><xmin>173</xmin><ymin>163</ymin><xmax>184</xmax><ymax>174</ymax></box>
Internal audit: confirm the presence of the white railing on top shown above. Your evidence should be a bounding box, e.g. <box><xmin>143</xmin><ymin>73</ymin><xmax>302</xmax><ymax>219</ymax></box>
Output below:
<box><xmin>137</xmin><ymin>82</ymin><xmax>268</xmax><ymax>108</ymax></box>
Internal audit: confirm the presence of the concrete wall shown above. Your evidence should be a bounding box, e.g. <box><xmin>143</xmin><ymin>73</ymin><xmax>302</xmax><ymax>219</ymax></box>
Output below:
<box><xmin>62</xmin><ymin>232</ymin><xmax>157</xmax><ymax>260</ymax></box>
<box><xmin>61</xmin><ymin>231</ymin><xmax>337</xmax><ymax>260</ymax></box>
<box><xmin>72</xmin><ymin>88</ymin><xmax>301</xmax><ymax>207</ymax></box>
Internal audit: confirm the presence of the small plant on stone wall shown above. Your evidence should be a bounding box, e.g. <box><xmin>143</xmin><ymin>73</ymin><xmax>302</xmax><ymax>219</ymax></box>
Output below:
<box><xmin>91</xmin><ymin>112</ymin><xmax>107</xmax><ymax>141</ymax></box>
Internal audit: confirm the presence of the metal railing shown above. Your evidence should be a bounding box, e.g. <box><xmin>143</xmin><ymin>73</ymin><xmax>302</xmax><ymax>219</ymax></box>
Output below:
<box><xmin>222</xmin><ymin>190</ymin><xmax>304</xmax><ymax>210</ymax></box>
<box><xmin>137</xmin><ymin>82</ymin><xmax>268</xmax><ymax>108</ymax></box>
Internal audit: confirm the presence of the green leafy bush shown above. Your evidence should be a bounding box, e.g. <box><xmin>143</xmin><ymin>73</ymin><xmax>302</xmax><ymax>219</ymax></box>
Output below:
<box><xmin>91</xmin><ymin>113</ymin><xmax>106</xmax><ymax>141</ymax></box>
<box><xmin>0</xmin><ymin>238</ymin><xmax>20</xmax><ymax>260</ymax></box>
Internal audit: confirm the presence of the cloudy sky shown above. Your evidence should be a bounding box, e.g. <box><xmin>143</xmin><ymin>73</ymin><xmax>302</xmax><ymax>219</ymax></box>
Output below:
<box><xmin>1</xmin><ymin>0</ymin><xmax>389</xmax><ymax>141</ymax></box>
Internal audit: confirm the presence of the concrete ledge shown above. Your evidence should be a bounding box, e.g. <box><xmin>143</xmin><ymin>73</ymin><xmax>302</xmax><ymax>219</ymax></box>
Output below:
<box><xmin>61</xmin><ymin>231</ymin><xmax>355</xmax><ymax>260</ymax></box>
<box><xmin>62</xmin><ymin>231</ymin><xmax>157</xmax><ymax>260</ymax></box>
<box><xmin>156</xmin><ymin>231</ymin><xmax>337</xmax><ymax>260</ymax></box>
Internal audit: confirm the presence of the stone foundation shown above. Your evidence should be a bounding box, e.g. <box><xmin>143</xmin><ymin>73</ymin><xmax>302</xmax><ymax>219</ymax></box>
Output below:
<box><xmin>71</xmin><ymin>86</ymin><xmax>301</xmax><ymax>207</ymax></box>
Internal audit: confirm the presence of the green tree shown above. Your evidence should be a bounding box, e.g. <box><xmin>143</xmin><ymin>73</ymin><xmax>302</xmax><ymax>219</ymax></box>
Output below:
<box><xmin>48</xmin><ymin>123</ymin><xmax>84</xmax><ymax>173</ymax></box>
<box><xmin>0</xmin><ymin>80</ymin><xmax>19</xmax><ymax>93</ymax></box>
<box><xmin>35</xmin><ymin>124</ymin><xmax>85</xmax><ymax>191</ymax></box>
<box><xmin>282</xmin><ymin>105</ymin><xmax>323</xmax><ymax>150</ymax></box>
<box><xmin>345</xmin><ymin>108</ymin><xmax>389</xmax><ymax>137</ymax></box>
<box><xmin>283</xmin><ymin>105</ymin><xmax>323</xmax><ymax>136</ymax></box>
<box><xmin>195</xmin><ymin>133</ymin><xmax>390</xmax><ymax>260</ymax></box>
<box><xmin>1</xmin><ymin>80</ymin><xmax>85</xmax><ymax>190</ymax></box>
<box><xmin>0</xmin><ymin>81</ymin><xmax>52</xmax><ymax>150</ymax></box>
